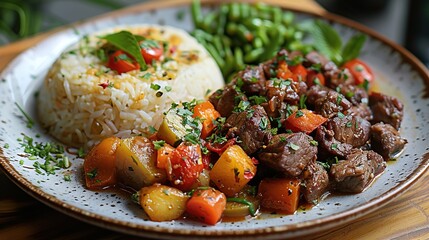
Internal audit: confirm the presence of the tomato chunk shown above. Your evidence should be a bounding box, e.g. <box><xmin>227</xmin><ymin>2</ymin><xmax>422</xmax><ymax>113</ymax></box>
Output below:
<box><xmin>107</xmin><ymin>50</ymin><xmax>140</xmax><ymax>74</ymax></box>
<box><xmin>284</xmin><ymin>109</ymin><xmax>327</xmax><ymax>134</ymax></box>
<box><xmin>343</xmin><ymin>59</ymin><xmax>374</xmax><ymax>85</ymax></box>
<box><xmin>167</xmin><ymin>142</ymin><xmax>204</xmax><ymax>191</ymax></box>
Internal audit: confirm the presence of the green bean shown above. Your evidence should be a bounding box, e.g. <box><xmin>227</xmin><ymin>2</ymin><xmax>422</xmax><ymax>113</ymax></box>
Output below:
<box><xmin>243</xmin><ymin>44</ymin><xmax>253</xmax><ymax>53</ymax></box>
<box><xmin>239</xmin><ymin>3</ymin><xmax>250</xmax><ymax>19</ymax></box>
<box><xmin>217</xmin><ymin>5</ymin><xmax>229</xmax><ymax>35</ymax></box>
<box><xmin>229</xmin><ymin>3</ymin><xmax>240</xmax><ymax>21</ymax></box>
<box><xmin>253</xmin><ymin>37</ymin><xmax>263</xmax><ymax>49</ymax></box>
<box><xmin>282</xmin><ymin>11</ymin><xmax>294</xmax><ymax>26</ymax></box>
<box><xmin>272</xmin><ymin>7</ymin><xmax>282</xmax><ymax>25</ymax></box>
<box><xmin>212</xmin><ymin>36</ymin><xmax>225</xmax><ymax>58</ymax></box>
<box><xmin>244</xmin><ymin>48</ymin><xmax>264</xmax><ymax>63</ymax></box>
<box><xmin>226</xmin><ymin>22</ymin><xmax>238</xmax><ymax>35</ymax></box>
<box><xmin>192</xmin><ymin>29</ymin><xmax>213</xmax><ymax>42</ymax></box>
<box><xmin>234</xmin><ymin>47</ymin><xmax>245</xmax><ymax>70</ymax></box>
<box><xmin>236</xmin><ymin>24</ymin><xmax>253</xmax><ymax>42</ymax></box>
<box><xmin>202</xmin><ymin>12</ymin><xmax>218</xmax><ymax>33</ymax></box>
<box><xmin>204</xmin><ymin>42</ymin><xmax>225</xmax><ymax>68</ymax></box>
<box><xmin>191</xmin><ymin>0</ymin><xmax>203</xmax><ymax>28</ymax></box>
<box><xmin>244</xmin><ymin>18</ymin><xmax>273</xmax><ymax>30</ymax></box>
<box><xmin>256</xmin><ymin>28</ymin><xmax>270</xmax><ymax>46</ymax></box>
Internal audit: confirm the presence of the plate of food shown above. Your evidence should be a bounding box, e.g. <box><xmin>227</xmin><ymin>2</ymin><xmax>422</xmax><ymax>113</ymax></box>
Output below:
<box><xmin>1</xmin><ymin>0</ymin><xmax>429</xmax><ymax>239</ymax></box>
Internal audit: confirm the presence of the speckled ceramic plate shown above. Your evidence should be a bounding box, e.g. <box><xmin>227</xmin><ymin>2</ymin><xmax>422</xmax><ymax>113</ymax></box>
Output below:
<box><xmin>1</xmin><ymin>1</ymin><xmax>429</xmax><ymax>239</ymax></box>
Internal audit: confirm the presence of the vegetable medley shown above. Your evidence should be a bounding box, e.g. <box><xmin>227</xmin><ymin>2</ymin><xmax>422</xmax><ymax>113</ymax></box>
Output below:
<box><xmin>83</xmin><ymin>1</ymin><xmax>407</xmax><ymax>225</ymax></box>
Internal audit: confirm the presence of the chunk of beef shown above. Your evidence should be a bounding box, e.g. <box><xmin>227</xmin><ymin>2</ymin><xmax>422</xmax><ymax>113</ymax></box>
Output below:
<box><xmin>346</xmin><ymin>104</ymin><xmax>373</xmax><ymax>122</ymax></box>
<box><xmin>339</xmin><ymin>84</ymin><xmax>369</xmax><ymax>106</ymax></box>
<box><xmin>258</xmin><ymin>133</ymin><xmax>318</xmax><ymax>177</ymax></box>
<box><xmin>370</xmin><ymin>122</ymin><xmax>407</xmax><ymax>160</ymax></box>
<box><xmin>369</xmin><ymin>92</ymin><xmax>404</xmax><ymax>130</ymax></box>
<box><xmin>329</xmin><ymin>115</ymin><xmax>371</xmax><ymax>148</ymax></box>
<box><xmin>262</xmin><ymin>49</ymin><xmax>289</xmax><ymax>78</ymax></box>
<box><xmin>261</xmin><ymin>96</ymin><xmax>296</xmax><ymax>120</ymax></box>
<box><xmin>223</xmin><ymin>105</ymin><xmax>272</xmax><ymax>155</ymax></box>
<box><xmin>330</xmin><ymin>149</ymin><xmax>385</xmax><ymax>193</ymax></box>
<box><xmin>304</xmin><ymin>51</ymin><xmax>338</xmax><ymax>74</ymax></box>
<box><xmin>265</xmin><ymin>78</ymin><xmax>303</xmax><ymax>105</ymax></box>
<box><xmin>327</xmin><ymin>68</ymin><xmax>355</xmax><ymax>89</ymax></box>
<box><xmin>306</xmin><ymin>85</ymin><xmax>352</xmax><ymax>118</ymax></box>
<box><xmin>315</xmin><ymin>115</ymin><xmax>370</xmax><ymax>158</ymax></box>
<box><xmin>315</xmin><ymin>125</ymin><xmax>353</xmax><ymax>159</ymax></box>
<box><xmin>234</xmin><ymin>65</ymin><xmax>266</xmax><ymax>96</ymax></box>
<box><xmin>302</xmin><ymin>162</ymin><xmax>329</xmax><ymax>203</ymax></box>
<box><xmin>209</xmin><ymin>86</ymin><xmax>247</xmax><ymax>118</ymax></box>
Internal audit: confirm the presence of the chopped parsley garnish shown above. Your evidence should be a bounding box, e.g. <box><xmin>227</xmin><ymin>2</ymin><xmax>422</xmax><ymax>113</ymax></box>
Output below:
<box><xmin>148</xmin><ymin>126</ymin><xmax>157</xmax><ymax>134</ymax></box>
<box><xmin>87</xmin><ymin>168</ymin><xmax>98</xmax><ymax>179</ymax></box>
<box><xmin>4</xmin><ymin>143</ymin><xmax>9</xmax><ymax>149</ymax></box>
<box><xmin>299</xmin><ymin>95</ymin><xmax>307</xmax><ymax>109</ymax></box>
<box><xmin>288</xmin><ymin>143</ymin><xmax>300</xmax><ymax>151</ymax></box>
<box><xmin>295</xmin><ymin>110</ymin><xmax>304</xmax><ymax>118</ymax></box>
<box><xmin>15</xmin><ymin>102</ymin><xmax>34</xmax><ymax>128</ymax></box>
<box><xmin>337</xmin><ymin>112</ymin><xmax>345</xmax><ymax>119</ymax></box>
<box><xmin>259</xmin><ymin>117</ymin><xmax>268</xmax><ymax>130</ymax></box>
<box><xmin>336</xmin><ymin>95</ymin><xmax>343</xmax><ymax>105</ymax></box>
<box><xmin>150</xmin><ymin>83</ymin><xmax>161</xmax><ymax>90</ymax></box>
<box><xmin>249</xmin><ymin>95</ymin><xmax>267</xmax><ymax>105</ymax></box>
<box><xmin>310</xmin><ymin>140</ymin><xmax>318</xmax><ymax>146</ymax></box>
<box><xmin>19</xmin><ymin>135</ymin><xmax>69</xmax><ymax>175</ymax></box>
<box><xmin>330</xmin><ymin>143</ymin><xmax>338</xmax><ymax>150</ymax></box>
<box><xmin>165</xmin><ymin>86</ymin><xmax>172</xmax><ymax>92</ymax></box>
<box><xmin>153</xmin><ymin>140</ymin><xmax>166</xmax><ymax>150</ymax></box>
<box><xmin>77</xmin><ymin>147</ymin><xmax>85</xmax><ymax>158</ymax></box>
<box><xmin>141</xmin><ymin>72</ymin><xmax>152</xmax><ymax>80</ymax></box>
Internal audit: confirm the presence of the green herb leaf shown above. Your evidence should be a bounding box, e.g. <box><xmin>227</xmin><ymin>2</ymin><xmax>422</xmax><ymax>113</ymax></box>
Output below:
<box><xmin>153</xmin><ymin>140</ymin><xmax>165</xmax><ymax>150</ymax></box>
<box><xmin>311</xmin><ymin>20</ymin><xmax>343</xmax><ymax>64</ymax></box>
<box><xmin>341</xmin><ymin>34</ymin><xmax>367</xmax><ymax>63</ymax></box>
<box><xmin>100</xmin><ymin>31</ymin><xmax>147</xmax><ymax>70</ymax></box>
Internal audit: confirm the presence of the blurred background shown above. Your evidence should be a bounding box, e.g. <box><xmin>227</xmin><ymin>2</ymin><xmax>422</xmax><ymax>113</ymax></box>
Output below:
<box><xmin>0</xmin><ymin>0</ymin><xmax>427</xmax><ymax>66</ymax></box>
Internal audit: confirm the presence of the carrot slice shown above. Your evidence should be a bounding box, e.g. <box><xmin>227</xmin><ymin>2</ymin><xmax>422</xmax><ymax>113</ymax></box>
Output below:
<box><xmin>83</xmin><ymin>137</ymin><xmax>120</xmax><ymax>190</ymax></box>
<box><xmin>156</xmin><ymin>143</ymin><xmax>174</xmax><ymax>169</ymax></box>
<box><xmin>193</xmin><ymin>101</ymin><xmax>221</xmax><ymax>139</ymax></box>
<box><xmin>258</xmin><ymin>178</ymin><xmax>300</xmax><ymax>214</ymax></box>
<box><xmin>186</xmin><ymin>188</ymin><xmax>226</xmax><ymax>225</ymax></box>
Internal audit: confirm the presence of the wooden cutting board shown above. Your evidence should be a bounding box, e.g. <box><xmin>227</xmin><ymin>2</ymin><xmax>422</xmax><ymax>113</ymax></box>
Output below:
<box><xmin>1</xmin><ymin>0</ymin><xmax>429</xmax><ymax>239</ymax></box>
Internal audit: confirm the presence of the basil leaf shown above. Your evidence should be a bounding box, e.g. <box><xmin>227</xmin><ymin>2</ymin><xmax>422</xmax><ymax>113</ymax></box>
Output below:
<box><xmin>100</xmin><ymin>31</ymin><xmax>147</xmax><ymax>70</ymax></box>
<box><xmin>341</xmin><ymin>34</ymin><xmax>367</xmax><ymax>64</ymax></box>
<box><xmin>311</xmin><ymin>20</ymin><xmax>343</xmax><ymax>64</ymax></box>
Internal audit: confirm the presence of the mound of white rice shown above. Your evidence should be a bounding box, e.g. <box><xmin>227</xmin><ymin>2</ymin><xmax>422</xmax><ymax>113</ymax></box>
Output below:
<box><xmin>38</xmin><ymin>25</ymin><xmax>224</xmax><ymax>148</ymax></box>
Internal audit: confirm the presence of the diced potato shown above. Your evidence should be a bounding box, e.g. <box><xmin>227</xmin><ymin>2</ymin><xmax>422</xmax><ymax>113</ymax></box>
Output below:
<box><xmin>140</xmin><ymin>184</ymin><xmax>189</xmax><ymax>222</ymax></box>
<box><xmin>210</xmin><ymin>145</ymin><xmax>257</xmax><ymax>197</ymax></box>
<box><xmin>157</xmin><ymin>108</ymin><xmax>188</xmax><ymax>146</ymax></box>
<box><xmin>116</xmin><ymin>136</ymin><xmax>167</xmax><ymax>190</ymax></box>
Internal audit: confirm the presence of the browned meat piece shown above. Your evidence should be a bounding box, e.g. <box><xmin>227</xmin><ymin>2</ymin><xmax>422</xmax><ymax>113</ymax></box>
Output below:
<box><xmin>258</xmin><ymin>133</ymin><xmax>318</xmax><ymax>177</ymax></box>
<box><xmin>369</xmin><ymin>92</ymin><xmax>404</xmax><ymax>130</ymax></box>
<box><xmin>346</xmin><ymin>104</ymin><xmax>373</xmax><ymax>121</ymax></box>
<box><xmin>302</xmin><ymin>161</ymin><xmax>329</xmax><ymax>204</ymax></box>
<box><xmin>330</xmin><ymin>149</ymin><xmax>385</xmax><ymax>193</ymax></box>
<box><xmin>234</xmin><ymin>65</ymin><xmax>266</xmax><ymax>96</ymax></box>
<box><xmin>265</xmin><ymin>78</ymin><xmax>304</xmax><ymax>106</ymax></box>
<box><xmin>315</xmin><ymin>125</ymin><xmax>353</xmax><ymax>159</ymax></box>
<box><xmin>306</xmin><ymin>85</ymin><xmax>352</xmax><ymax>118</ymax></box>
<box><xmin>370</xmin><ymin>122</ymin><xmax>407</xmax><ymax>160</ymax></box>
<box><xmin>327</xmin><ymin>68</ymin><xmax>355</xmax><ymax>89</ymax></box>
<box><xmin>339</xmin><ymin>84</ymin><xmax>369</xmax><ymax>106</ymax></box>
<box><xmin>208</xmin><ymin>86</ymin><xmax>247</xmax><ymax>118</ymax></box>
<box><xmin>223</xmin><ymin>105</ymin><xmax>272</xmax><ymax>155</ymax></box>
<box><xmin>262</xmin><ymin>49</ymin><xmax>289</xmax><ymax>78</ymax></box>
<box><xmin>329</xmin><ymin>115</ymin><xmax>371</xmax><ymax>148</ymax></box>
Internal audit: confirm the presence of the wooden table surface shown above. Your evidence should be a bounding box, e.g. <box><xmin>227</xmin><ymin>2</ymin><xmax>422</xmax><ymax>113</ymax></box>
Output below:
<box><xmin>1</xmin><ymin>0</ymin><xmax>429</xmax><ymax>239</ymax></box>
